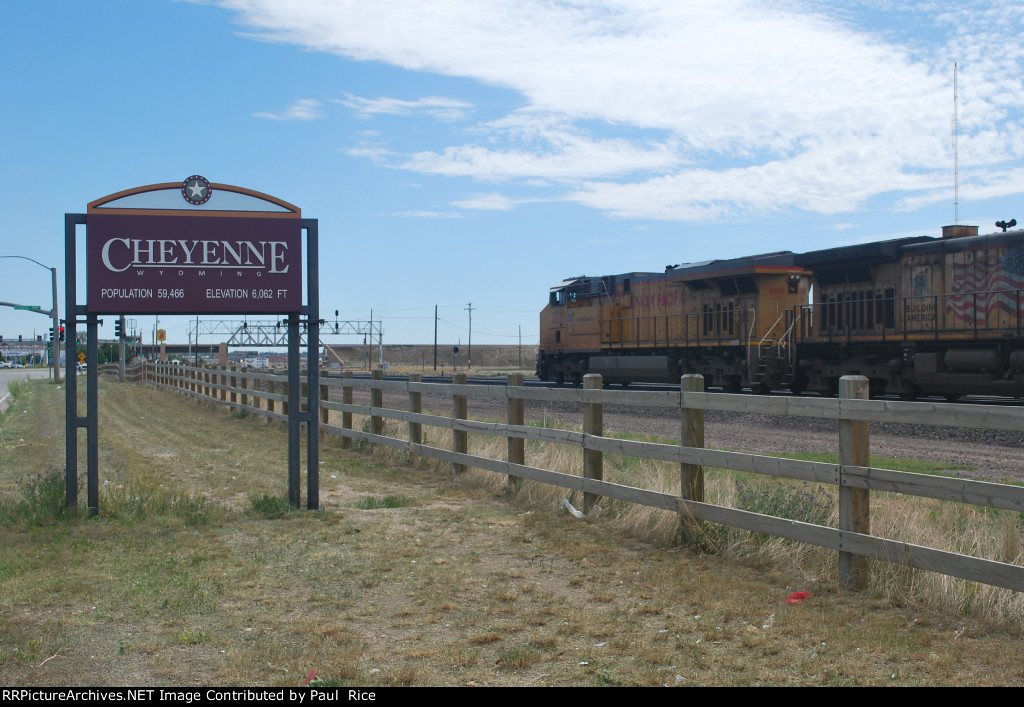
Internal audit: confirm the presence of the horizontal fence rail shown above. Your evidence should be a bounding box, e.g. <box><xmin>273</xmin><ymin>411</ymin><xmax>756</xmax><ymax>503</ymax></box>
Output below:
<box><xmin>127</xmin><ymin>360</ymin><xmax>1024</xmax><ymax>593</ymax></box>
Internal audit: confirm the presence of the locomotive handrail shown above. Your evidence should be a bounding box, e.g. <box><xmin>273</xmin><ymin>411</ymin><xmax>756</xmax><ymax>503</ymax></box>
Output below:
<box><xmin>757</xmin><ymin>311</ymin><xmax>788</xmax><ymax>352</ymax></box>
<box><xmin>779</xmin><ymin>309</ymin><xmax>802</xmax><ymax>366</ymax></box>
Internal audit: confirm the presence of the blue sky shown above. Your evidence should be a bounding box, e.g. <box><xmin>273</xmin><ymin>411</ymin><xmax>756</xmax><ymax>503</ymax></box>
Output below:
<box><xmin>1</xmin><ymin>0</ymin><xmax>1022</xmax><ymax>349</ymax></box>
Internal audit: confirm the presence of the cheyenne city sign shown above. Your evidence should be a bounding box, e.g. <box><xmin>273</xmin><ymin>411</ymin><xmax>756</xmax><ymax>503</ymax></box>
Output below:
<box><xmin>68</xmin><ymin>177</ymin><xmax>321</xmax><ymax>516</ymax></box>
<box><xmin>86</xmin><ymin>181</ymin><xmax>302</xmax><ymax>314</ymax></box>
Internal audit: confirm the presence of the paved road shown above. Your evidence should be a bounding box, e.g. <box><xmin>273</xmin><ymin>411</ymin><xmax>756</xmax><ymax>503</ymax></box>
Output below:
<box><xmin>0</xmin><ymin>368</ymin><xmax>60</xmax><ymax>413</ymax></box>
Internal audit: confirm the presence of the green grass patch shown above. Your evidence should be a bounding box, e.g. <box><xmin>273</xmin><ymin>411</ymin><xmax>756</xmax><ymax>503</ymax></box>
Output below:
<box><xmin>0</xmin><ymin>470</ymin><xmax>73</xmax><ymax>527</ymax></box>
<box><xmin>353</xmin><ymin>494</ymin><xmax>414</xmax><ymax>510</ymax></box>
<box><xmin>249</xmin><ymin>493</ymin><xmax>294</xmax><ymax>519</ymax></box>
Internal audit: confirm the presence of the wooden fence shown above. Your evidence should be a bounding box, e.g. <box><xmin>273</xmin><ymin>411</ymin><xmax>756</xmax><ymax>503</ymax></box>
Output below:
<box><xmin>117</xmin><ymin>360</ymin><xmax>1024</xmax><ymax>593</ymax></box>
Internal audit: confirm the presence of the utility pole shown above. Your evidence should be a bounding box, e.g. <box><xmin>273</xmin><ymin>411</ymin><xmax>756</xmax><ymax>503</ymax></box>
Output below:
<box><xmin>465</xmin><ymin>302</ymin><xmax>474</xmax><ymax>369</ymax></box>
<box><xmin>433</xmin><ymin>304</ymin><xmax>438</xmax><ymax>371</ymax></box>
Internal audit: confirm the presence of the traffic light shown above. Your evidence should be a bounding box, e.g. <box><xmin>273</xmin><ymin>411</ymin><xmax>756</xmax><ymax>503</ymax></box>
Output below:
<box><xmin>50</xmin><ymin>326</ymin><xmax>57</xmax><ymax>342</ymax></box>
<box><xmin>114</xmin><ymin>318</ymin><xmax>123</xmax><ymax>339</ymax></box>
<box><xmin>59</xmin><ymin>325</ymin><xmax>65</xmax><ymax>342</ymax></box>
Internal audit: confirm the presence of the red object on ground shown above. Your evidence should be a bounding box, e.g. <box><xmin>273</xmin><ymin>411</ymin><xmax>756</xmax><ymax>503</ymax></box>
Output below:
<box><xmin>784</xmin><ymin>591</ymin><xmax>812</xmax><ymax>604</ymax></box>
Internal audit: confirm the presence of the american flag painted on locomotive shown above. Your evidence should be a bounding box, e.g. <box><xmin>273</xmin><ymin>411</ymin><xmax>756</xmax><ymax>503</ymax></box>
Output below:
<box><xmin>946</xmin><ymin>247</ymin><xmax>1024</xmax><ymax>325</ymax></box>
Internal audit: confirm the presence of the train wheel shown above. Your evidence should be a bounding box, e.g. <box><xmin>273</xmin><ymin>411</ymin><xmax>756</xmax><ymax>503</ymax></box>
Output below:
<box><xmin>724</xmin><ymin>376</ymin><xmax>742</xmax><ymax>394</ymax></box>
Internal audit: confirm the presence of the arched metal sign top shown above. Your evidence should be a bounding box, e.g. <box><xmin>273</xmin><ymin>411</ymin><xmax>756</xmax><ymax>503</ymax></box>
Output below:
<box><xmin>88</xmin><ymin>181</ymin><xmax>301</xmax><ymax>217</ymax></box>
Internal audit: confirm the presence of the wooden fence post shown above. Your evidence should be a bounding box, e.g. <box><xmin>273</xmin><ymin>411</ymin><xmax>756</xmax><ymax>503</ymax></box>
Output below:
<box><xmin>220</xmin><ymin>365</ymin><xmax>228</xmax><ymax>402</ymax></box>
<box><xmin>507</xmin><ymin>373</ymin><xmax>525</xmax><ymax>486</ymax></box>
<box><xmin>230</xmin><ymin>366</ymin><xmax>237</xmax><ymax>409</ymax></box>
<box><xmin>839</xmin><ymin>375</ymin><xmax>870</xmax><ymax>590</ymax></box>
<box><xmin>680</xmin><ymin>374</ymin><xmax>705</xmax><ymax>502</ymax></box>
<box><xmin>408</xmin><ymin>373</ymin><xmax>422</xmax><ymax>463</ymax></box>
<box><xmin>341</xmin><ymin>371</ymin><xmax>352</xmax><ymax>449</ymax></box>
<box><xmin>453</xmin><ymin>372</ymin><xmax>467</xmax><ymax>476</ymax></box>
<box><xmin>370</xmin><ymin>369</ymin><xmax>383</xmax><ymax>437</ymax></box>
<box><xmin>583</xmin><ymin>373</ymin><xmax>603</xmax><ymax>515</ymax></box>
<box><xmin>679</xmin><ymin>374</ymin><xmax>706</xmax><ymax>543</ymax></box>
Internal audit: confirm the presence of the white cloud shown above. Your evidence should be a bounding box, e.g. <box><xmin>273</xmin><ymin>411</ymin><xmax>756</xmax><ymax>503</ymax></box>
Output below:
<box><xmin>450</xmin><ymin>193</ymin><xmax>521</xmax><ymax>211</ymax></box>
<box><xmin>221</xmin><ymin>0</ymin><xmax>1024</xmax><ymax>220</ymax></box>
<box><xmin>253</xmin><ymin>98</ymin><xmax>324</xmax><ymax>121</ymax></box>
<box><xmin>895</xmin><ymin>166</ymin><xmax>1024</xmax><ymax>211</ymax></box>
<box><xmin>337</xmin><ymin>94</ymin><xmax>473</xmax><ymax>121</ymax></box>
<box><xmin>403</xmin><ymin>111</ymin><xmax>682</xmax><ymax>180</ymax></box>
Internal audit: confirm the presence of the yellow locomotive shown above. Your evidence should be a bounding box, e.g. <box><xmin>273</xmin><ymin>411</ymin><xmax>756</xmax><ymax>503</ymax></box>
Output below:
<box><xmin>537</xmin><ymin>251</ymin><xmax>808</xmax><ymax>391</ymax></box>
<box><xmin>538</xmin><ymin>224</ymin><xmax>1024</xmax><ymax>398</ymax></box>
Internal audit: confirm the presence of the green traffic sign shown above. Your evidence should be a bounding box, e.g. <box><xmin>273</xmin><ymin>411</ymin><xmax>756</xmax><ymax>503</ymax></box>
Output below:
<box><xmin>14</xmin><ymin>305</ymin><xmax>42</xmax><ymax>311</ymax></box>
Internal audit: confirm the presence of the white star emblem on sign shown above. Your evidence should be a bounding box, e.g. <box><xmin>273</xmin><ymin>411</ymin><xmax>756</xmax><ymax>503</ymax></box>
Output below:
<box><xmin>188</xmin><ymin>181</ymin><xmax>207</xmax><ymax>199</ymax></box>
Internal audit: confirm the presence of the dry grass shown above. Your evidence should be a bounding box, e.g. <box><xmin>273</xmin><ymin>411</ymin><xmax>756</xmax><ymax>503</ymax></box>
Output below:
<box><xmin>403</xmin><ymin>412</ymin><xmax>1024</xmax><ymax>631</ymax></box>
<box><xmin>1</xmin><ymin>379</ymin><xmax>1023</xmax><ymax>686</ymax></box>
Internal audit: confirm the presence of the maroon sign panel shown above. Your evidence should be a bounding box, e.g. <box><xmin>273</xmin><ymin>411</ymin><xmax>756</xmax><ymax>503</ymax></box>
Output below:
<box><xmin>87</xmin><ymin>214</ymin><xmax>302</xmax><ymax>314</ymax></box>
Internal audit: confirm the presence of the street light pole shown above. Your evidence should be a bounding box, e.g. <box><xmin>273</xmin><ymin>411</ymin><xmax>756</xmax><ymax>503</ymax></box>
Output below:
<box><xmin>0</xmin><ymin>255</ymin><xmax>60</xmax><ymax>380</ymax></box>
<box><xmin>50</xmin><ymin>265</ymin><xmax>59</xmax><ymax>381</ymax></box>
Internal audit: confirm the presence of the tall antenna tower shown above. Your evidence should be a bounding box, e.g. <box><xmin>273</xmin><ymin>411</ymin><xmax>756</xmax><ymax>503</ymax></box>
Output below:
<box><xmin>953</xmin><ymin>61</ymin><xmax>959</xmax><ymax>224</ymax></box>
